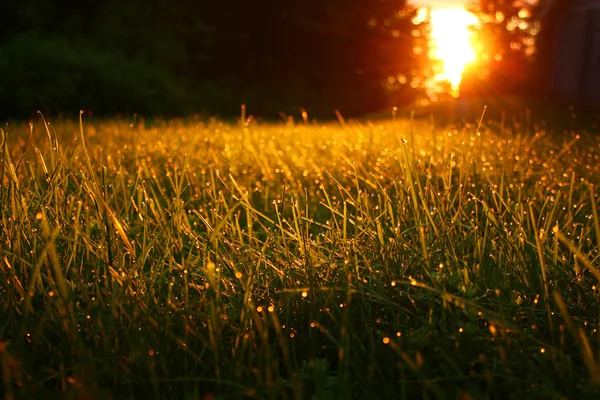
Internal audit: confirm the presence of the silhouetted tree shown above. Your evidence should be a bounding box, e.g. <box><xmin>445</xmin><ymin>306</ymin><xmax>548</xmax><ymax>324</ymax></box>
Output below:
<box><xmin>206</xmin><ymin>0</ymin><xmax>427</xmax><ymax>116</ymax></box>
<box><xmin>0</xmin><ymin>0</ymin><xmax>427</xmax><ymax>118</ymax></box>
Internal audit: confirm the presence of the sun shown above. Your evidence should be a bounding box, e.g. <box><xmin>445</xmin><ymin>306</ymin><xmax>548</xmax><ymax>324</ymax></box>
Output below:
<box><xmin>428</xmin><ymin>8</ymin><xmax>479</xmax><ymax>96</ymax></box>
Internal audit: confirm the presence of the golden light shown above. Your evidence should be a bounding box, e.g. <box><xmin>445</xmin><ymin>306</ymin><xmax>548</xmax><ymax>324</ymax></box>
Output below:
<box><xmin>428</xmin><ymin>8</ymin><xmax>479</xmax><ymax>96</ymax></box>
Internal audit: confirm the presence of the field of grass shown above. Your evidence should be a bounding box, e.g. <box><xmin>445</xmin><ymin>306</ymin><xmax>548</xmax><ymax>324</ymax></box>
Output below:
<box><xmin>1</xmin><ymin>111</ymin><xmax>600</xmax><ymax>399</ymax></box>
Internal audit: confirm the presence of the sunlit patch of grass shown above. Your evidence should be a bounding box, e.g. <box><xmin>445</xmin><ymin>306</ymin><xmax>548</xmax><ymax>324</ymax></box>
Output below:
<box><xmin>1</xmin><ymin>111</ymin><xmax>599</xmax><ymax>398</ymax></box>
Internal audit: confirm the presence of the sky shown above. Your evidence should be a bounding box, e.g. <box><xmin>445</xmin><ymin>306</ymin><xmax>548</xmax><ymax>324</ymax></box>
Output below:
<box><xmin>412</xmin><ymin>0</ymin><xmax>469</xmax><ymax>8</ymax></box>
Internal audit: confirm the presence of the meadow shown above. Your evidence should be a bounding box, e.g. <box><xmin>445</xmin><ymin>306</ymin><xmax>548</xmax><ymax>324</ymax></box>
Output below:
<box><xmin>1</xmin><ymin>110</ymin><xmax>599</xmax><ymax>399</ymax></box>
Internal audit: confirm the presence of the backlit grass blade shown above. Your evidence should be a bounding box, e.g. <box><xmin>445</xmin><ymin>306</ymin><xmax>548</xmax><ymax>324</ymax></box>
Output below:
<box><xmin>556</xmin><ymin>230</ymin><xmax>600</xmax><ymax>282</ymax></box>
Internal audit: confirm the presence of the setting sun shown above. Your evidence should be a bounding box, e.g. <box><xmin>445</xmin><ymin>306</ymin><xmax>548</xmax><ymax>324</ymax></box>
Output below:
<box><xmin>428</xmin><ymin>8</ymin><xmax>478</xmax><ymax>96</ymax></box>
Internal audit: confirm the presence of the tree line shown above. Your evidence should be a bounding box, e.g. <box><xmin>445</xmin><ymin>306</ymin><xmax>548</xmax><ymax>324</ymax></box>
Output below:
<box><xmin>0</xmin><ymin>0</ymin><xmax>431</xmax><ymax>118</ymax></box>
<box><xmin>0</xmin><ymin>0</ymin><xmax>546</xmax><ymax>119</ymax></box>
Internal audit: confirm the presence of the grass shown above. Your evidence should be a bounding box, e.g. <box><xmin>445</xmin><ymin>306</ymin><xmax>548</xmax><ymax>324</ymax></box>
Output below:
<box><xmin>1</xmin><ymin>109</ymin><xmax>599</xmax><ymax>399</ymax></box>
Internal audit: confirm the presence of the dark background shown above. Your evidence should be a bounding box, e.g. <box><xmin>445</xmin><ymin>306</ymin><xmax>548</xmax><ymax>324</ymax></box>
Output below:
<box><xmin>0</xmin><ymin>0</ymin><xmax>552</xmax><ymax>120</ymax></box>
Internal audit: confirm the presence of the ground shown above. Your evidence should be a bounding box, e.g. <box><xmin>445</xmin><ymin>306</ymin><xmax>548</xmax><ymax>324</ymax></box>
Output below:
<box><xmin>1</xmin><ymin>112</ymin><xmax>599</xmax><ymax>399</ymax></box>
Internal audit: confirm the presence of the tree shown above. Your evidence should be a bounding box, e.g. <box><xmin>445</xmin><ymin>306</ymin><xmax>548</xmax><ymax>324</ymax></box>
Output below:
<box><xmin>0</xmin><ymin>0</ymin><xmax>427</xmax><ymax>117</ymax></box>
<box><xmin>462</xmin><ymin>0</ymin><xmax>539</xmax><ymax>98</ymax></box>
<box><xmin>0</xmin><ymin>0</ymin><xmax>214</xmax><ymax>117</ymax></box>
<box><xmin>205</xmin><ymin>0</ymin><xmax>428</xmax><ymax>116</ymax></box>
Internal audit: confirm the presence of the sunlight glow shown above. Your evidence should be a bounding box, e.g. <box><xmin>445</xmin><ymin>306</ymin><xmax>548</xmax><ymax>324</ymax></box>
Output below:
<box><xmin>428</xmin><ymin>8</ymin><xmax>478</xmax><ymax>96</ymax></box>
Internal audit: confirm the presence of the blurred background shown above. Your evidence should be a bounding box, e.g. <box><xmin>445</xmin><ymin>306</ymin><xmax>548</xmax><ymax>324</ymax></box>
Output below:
<box><xmin>0</xmin><ymin>0</ymin><xmax>594</xmax><ymax>120</ymax></box>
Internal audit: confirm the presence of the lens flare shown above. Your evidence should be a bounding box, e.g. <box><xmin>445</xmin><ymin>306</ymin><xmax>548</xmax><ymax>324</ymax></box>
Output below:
<box><xmin>428</xmin><ymin>8</ymin><xmax>478</xmax><ymax>96</ymax></box>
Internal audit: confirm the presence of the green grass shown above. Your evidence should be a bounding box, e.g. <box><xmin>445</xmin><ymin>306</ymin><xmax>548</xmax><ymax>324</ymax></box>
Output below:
<box><xmin>1</xmin><ymin>111</ymin><xmax>599</xmax><ymax>399</ymax></box>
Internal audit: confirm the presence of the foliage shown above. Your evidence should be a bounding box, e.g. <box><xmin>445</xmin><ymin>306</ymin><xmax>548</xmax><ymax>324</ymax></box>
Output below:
<box><xmin>462</xmin><ymin>0</ymin><xmax>540</xmax><ymax>98</ymax></box>
<box><xmin>0</xmin><ymin>34</ymin><xmax>190</xmax><ymax>118</ymax></box>
<box><xmin>1</xmin><ymin>113</ymin><xmax>599</xmax><ymax>398</ymax></box>
<box><xmin>0</xmin><ymin>0</ymin><xmax>427</xmax><ymax>118</ymax></box>
<box><xmin>209</xmin><ymin>0</ymin><xmax>428</xmax><ymax>116</ymax></box>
